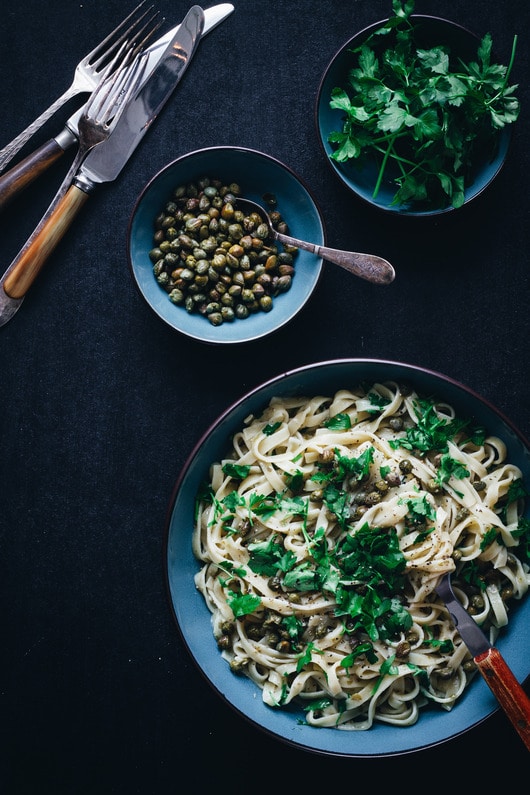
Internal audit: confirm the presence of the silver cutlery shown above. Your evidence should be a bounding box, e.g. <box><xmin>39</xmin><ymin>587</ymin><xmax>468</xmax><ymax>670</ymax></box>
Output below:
<box><xmin>0</xmin><ymin>4</ymin><xmax>234</xmax><ymax>211</ymax></box>
<box><xmin>0</xmin><ymin>1</ymin><xmax>162</xmax><ymax>174</ymax></box>
<box><xmin>236</xmin><ymin>197</ymin><xmax>396</xmax><ymax>285</ymax></box>
<box><xmin>436</xmin><ymin>572</ymin><xmax>530</xmax><ymax>751</ymax></box>
<box><xmin>0</xmin><ymin>5</ymin><xmax>206</xmax><ymax>327</ymax></box>
<box><xmin>0</xmin><ymin>51</ymin><xmax>149</xmax><ymax>319</ymax></box>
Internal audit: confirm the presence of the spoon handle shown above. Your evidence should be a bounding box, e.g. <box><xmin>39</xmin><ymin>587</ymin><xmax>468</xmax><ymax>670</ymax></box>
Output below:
<box><xmin>276</xmin><ymin>232</ymin><xmax>395</xmax><ymax>285</ymax></box>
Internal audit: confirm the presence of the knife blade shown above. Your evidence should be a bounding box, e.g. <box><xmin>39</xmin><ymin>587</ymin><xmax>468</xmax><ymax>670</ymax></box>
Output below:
<box><xmin>0</xmin><ymin>4</ymin><xmax>234</xmax><ymax>212</ymax></box>
<box><xmin>0</xmin><ymin>5</ymin><xmax>205</xmax><ymax>324</ymax></box>
<box><xmin>436</xmin><ymin>573</ymin><xmax>530</xmax><ymax>750</ymax></box>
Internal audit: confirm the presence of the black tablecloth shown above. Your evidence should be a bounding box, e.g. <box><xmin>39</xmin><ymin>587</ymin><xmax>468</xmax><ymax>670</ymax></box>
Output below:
<box><xmin>1</xmin><ymin>1</ymin><xmax>529</xmax><ymax>790</ymax></box>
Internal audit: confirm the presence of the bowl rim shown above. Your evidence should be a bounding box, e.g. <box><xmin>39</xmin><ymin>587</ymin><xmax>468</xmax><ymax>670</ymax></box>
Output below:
<box><xmin>315</xmin><ymin>14</ymin><xmax>513</xmax><ymax>218</ymax></box>
<box><xmin>163</xmin><ymin>357</ymin><xmax>530</xmax><ymax>757</ymax></box>
<box><xmin>126</xmin><ymin>145</ymin><xmax>326</xmax><ymax>344</ymax></box>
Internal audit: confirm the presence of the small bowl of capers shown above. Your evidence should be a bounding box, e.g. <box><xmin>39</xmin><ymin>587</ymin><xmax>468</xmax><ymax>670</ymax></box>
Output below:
<box><xmin>127</xmin><ymin>146</ymin><xmax>325</xmax><ymax>344</ymax></box>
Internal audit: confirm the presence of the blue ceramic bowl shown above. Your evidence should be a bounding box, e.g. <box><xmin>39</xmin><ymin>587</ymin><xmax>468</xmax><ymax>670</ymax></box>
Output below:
<box><xmin>127</xmin><ymin>146</ymin><xmax>325</xmax><ymax>343</ymax></box>
<box><xmin>165</xmin><ymin>358</ymin><xmax>530</xmax><ymax>757</ymax></box>
<box><xmin>316</xmin><ymin>16</ymin><xmax>513</xmax><ymax>217</ymax></box>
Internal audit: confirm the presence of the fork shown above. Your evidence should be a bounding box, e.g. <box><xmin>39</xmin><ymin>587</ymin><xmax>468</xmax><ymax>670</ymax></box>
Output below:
<box><xmin>436</xmin><ymin>572</ymin><xmax>530</xmax><ymax>750</ymax></box>
<box><xmin>0</xmin><ymin>49</ymin><xmax>149</xmax><ymax>305</ymax></box>
<box><xmin>0</xmin><ymin>2</ymin><xmax>161</xmax><ymax>174</ymax></box>
<box><xmin>50</xmin><ymin>46</ymin><xmax>149</xmax><ymax>206</ymax></box>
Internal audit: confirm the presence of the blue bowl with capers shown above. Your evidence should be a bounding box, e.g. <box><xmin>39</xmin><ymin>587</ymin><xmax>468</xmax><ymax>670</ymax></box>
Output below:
<box><xmin>127</xmin><ymin>146</ymin><xmax>325</xmax><ymax>343</ymax></box>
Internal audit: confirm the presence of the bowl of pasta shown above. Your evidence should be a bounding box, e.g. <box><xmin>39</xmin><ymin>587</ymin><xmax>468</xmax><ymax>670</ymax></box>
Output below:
<box><xmin>164</xmin><ymin>358</ymin><xmax>530</xmax><ymax>756</ymax></box>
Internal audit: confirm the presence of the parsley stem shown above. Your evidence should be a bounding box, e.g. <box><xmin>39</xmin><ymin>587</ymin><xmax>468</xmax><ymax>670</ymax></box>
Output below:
<box><xmin>503</xmin><ymin>34</ymin><xmax>518</xmax><ymax>89</ymax></box>
<box><xmin>373</xmin><ymin>133</ymin><xmax>398</xmax><ymax>200</ymax></box>
<box><xmin>483</xmin><ymin>35</ymin><xmax>518</xmax><ymax>110</ymax></box>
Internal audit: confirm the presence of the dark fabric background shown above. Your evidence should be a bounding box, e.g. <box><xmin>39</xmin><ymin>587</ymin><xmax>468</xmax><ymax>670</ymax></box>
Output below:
<box><xmin>1</xmin><ymin>1</ymin><xmax>529</xmax><ymax>790</ymax></box>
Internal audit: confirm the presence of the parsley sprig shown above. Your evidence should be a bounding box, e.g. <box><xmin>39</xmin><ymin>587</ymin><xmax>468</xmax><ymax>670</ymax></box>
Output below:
<box><xmin>328</xmin><ymin>0</ymin><xmax>520</xmax><ymax>209</ymax></box>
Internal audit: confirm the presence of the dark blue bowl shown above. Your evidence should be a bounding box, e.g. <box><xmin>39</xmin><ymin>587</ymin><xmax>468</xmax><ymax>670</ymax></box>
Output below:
<box><xmin>165</xmin><ymin>358</ymin><xmax>530</xmax><ymax>757</ymax></box>
<box><xmin>128</xmin><ymin>146</ymin><xmax>324</xmax><ymax>343</ymax></box>
<box><xmin>316</xmin><ymin>16</ymin><xmax>513</xmax><ymax>217</ymax></box>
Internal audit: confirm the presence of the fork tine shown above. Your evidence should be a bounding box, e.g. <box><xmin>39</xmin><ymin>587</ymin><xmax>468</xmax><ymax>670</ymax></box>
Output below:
<box><xmin>88</xmin><ymin>52</ymin><xmax>149</xmax><ymax>129</ymax></box>
<box><xmin>0</xmin><ymin>3</ymin><xmax>162</xmax><ymax>174</ymax></box>
<box><xmin>86</xmin><ymin>2</ymin><xmax>158</xmax><ymax>70</ymax></box>
<box><xmin>127</xmin><ymin>12</ymin><xmax>165</xmax><ymax>59</ymax></box>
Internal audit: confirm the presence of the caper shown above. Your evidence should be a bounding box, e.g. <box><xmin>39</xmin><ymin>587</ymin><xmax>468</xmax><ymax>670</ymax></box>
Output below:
<box><xmin>229</xmin><ymin>243</ymin><xmax>244</xmax><ymax>259</ymax></box>
<box><xmin>228</xmin><ymin>225</ymin><xmax>244</xmax><ymax>242</ymax></box>
<box><xmin>221</xmin><ymin>307</ymin><xmax>235</xmax><ymax>322</ymax></box>
<box><xmin>426</xmin><ymin>478</ymin><xmax>442</xmax><ymax>493</ymax></box>
<box><xmin>149</xmin><ymin>247</ymin><xmax>164</xmax><ymax>263</ymax></box>
<box><xmin>212</xmin><ymin>253</ymin><xmax>227</xmax><ymax>270</ymax></box>
<box><xmin>256</xmin><ymin>223</ymin><xmax>269</xmax><ymax>240</ymax></box>
<box><xmin>221</xmin><ymin>202</ymin><xmax>235</xmax><ymax>221</ymax></box>
<box><xmin>186</xmin><ymin>196</ymin><xmax>200</xmax><ymax>211</ymax></box>
<box><xmin>469</xmin><ymin>593</ymin><xmax>485</xmax><ymax>613</ymax></box>
<box><xmin>276</xmin><ymin>275</ymin><xmax>292</xmax><ymax>292</ymax></box>
<box><xmin>198</xmin><ymin>194</ymin><xmax>211</xmax><ymax>212</ymax></box>
<box><xmin>164</xmin><ymin>252</ymin><xmax>179</xmax><ymax>270</ymax></box>
<box><xmin>150</xmin><ymin>176</ymin><xmax>298</xmax><ymax>327</ymax></box>
<box><xmin>259</xmin><ymin>295</ymin><xmax>273</xmax><ymax>312</ymax></box>
<box><xmin>178</xmin><ymin>234</ymin><xmax>195</xmax><ymax>250</ymax></box>
<box><xmin>395</xmin><ymin>640</ymin><xmax>411</xmax><ymax>658</ymax></box>
<box><xmin>229</xmin><ymin>657</ymin><xmax>248</xmax><ymax>674</ymax></box>
<box><xmin>374</xmin><ymin>479</ymin><xmax>389</xmax><ymax>493</ymax></box>
<box><xmin>500</xmin><ymin>584</ymin><xmax>514</xmax><ymax>601</ymax></box>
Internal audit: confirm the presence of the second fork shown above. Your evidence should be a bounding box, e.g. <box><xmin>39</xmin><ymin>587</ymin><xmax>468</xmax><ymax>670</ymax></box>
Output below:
<box><xmin>0</xmin><ymin>2</ymin><xmax>161</xmax><ymax>173</ymax></box>
<box><xmin>0</xmin><ymin>51</ymin><xmax>148</xmax><ymax>306</ymax></box>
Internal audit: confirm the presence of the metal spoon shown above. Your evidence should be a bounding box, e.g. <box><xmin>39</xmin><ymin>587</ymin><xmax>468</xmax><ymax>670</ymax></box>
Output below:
<box><xmin>236</xmin><ymin>197</ymin><xmax>395</xmax><ymax>285</ymax></box>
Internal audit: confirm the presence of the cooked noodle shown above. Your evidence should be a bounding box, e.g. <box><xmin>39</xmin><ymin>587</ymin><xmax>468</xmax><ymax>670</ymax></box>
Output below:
<box><xmin>193</xmin><ymin>382</ymin><xmax>530</xmax><ymax>730</ymax></box>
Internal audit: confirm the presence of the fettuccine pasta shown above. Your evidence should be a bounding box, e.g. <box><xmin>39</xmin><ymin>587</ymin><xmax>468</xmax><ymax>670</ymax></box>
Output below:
<box><xmin>193</xmin><ymin>382</ymin><xmax>530</xmax><ymax>730</ymax></box>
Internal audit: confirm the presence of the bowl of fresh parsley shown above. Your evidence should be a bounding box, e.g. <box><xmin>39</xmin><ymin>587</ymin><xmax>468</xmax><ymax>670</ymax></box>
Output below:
<box><xmin>316</xmin><ymin>0</ymin><xmax>520</xmax><ymax>216</ymax></box>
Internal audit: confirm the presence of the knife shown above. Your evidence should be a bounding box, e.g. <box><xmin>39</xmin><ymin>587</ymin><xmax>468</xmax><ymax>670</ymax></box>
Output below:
<box><xmin>435</xmin><ymin>573</ymin><xmax>530</xmax><ymax>750</ymax></box>
<box><xmin>0</xmin><ymin>4</ymin><xmax>234</xmax><ymax>211</ymax></box>
<box><xmin>0</xmin><ymin>5</ymin><xmax>206</xmax><ymax>326</ymax></box>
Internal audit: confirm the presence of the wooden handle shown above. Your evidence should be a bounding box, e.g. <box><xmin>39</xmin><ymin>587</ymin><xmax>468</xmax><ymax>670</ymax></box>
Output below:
<box><xmin>0</xmin><ymin>139</ymin><xmax>65</xmax><ymax>211</ymax></box>
<box><xmin>475</xmin><ymin>646</ymin><xmax>530</xmax><ymax>751</ymax></box>
<box><xmin>3</xmin><ymin>184</ymin><xmax>89</xmax><ymax>299</ymax></box>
